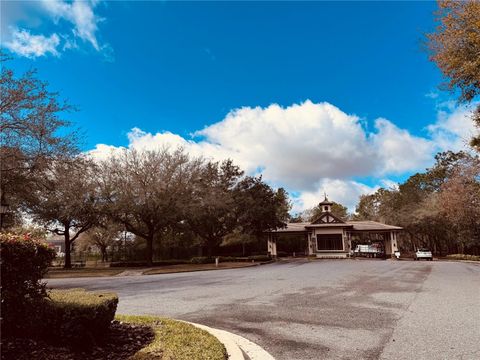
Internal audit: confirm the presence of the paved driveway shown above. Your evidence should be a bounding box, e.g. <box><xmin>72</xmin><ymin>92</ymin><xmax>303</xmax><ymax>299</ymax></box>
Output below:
<box><xmin>48</xmin><ymin>260</ymin><xmax>480</xmax><ymax>360</ymax></box>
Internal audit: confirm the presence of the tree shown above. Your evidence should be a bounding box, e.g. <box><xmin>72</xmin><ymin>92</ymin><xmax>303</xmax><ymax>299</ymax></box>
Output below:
<box><xmin>439</xmin><ymin>155</ymin><xmax>480</xmax><ymax>253</ymax></box>
<box><xmin>99</xmin><ymin>148</ymin><xmax>202</xmax><ymax>265</ymax></box>
<box><xmin>353</xmin><ymin>151</ymin><xmax>480</xmax><ymax>255</ymax></box>
<box><xmin>187</xmin><ymin>160</ymin><xmax>243</xmax><ymax>257</ymax></box>
<box><xmin>233</xmin><ymin>176</ymin><xmax>289</xmax><ymax>241</ymax></box>
<box><xmin>25</xmin><ymin>156</ymin><xmax>99</xmax><ymax>268</ymax></box>
<box><xmin>427</xmin><ymin>0</ymin><xmax>480</xmax><ymax>149</ymax></box>
<box><xmin>83</xmin><ymin>220</ymin><xmax>123</xmax><ymax>262</ymax></box>
<box><xmin>0</xmin><ymin>58</ymin><xmax>77</xmax><ymax>228</ymax></box>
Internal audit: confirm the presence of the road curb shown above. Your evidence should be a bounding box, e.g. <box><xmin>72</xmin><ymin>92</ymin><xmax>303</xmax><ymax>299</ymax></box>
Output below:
<box><xmin>183</xmin><ymin>321</ymin><xmax>245</xmax><ymax>360</ymax></box>
<box><xmin>184</xmin><ymin>321</ymin><xmax>275</xmax><ymax>360</ymax></box>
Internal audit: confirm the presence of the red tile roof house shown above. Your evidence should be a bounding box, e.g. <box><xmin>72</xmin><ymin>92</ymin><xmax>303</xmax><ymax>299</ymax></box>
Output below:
<box><xmin>267</xmin><ymin>197</ymin><xmax>402</xmax><ymax>259</ymax></box>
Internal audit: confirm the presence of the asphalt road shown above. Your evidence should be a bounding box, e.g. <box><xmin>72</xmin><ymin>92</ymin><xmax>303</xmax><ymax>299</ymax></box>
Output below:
<box><xmin>48</xmin><ymin>259</ymin><xmax>480</xmax><ymax>360</ymax></box>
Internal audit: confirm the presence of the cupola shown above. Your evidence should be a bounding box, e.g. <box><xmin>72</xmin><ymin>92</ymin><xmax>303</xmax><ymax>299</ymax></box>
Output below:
<box><xmin>319</xmin><ymin>194</ymin><xmax>333</xmax><ymax>213</ymax></box>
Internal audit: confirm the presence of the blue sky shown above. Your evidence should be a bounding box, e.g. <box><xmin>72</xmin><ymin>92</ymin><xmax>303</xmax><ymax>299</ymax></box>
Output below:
<box><xmin>2</xmin><ymin>1</ymin><xmax>477</xmax><ymax>211</ymax></box>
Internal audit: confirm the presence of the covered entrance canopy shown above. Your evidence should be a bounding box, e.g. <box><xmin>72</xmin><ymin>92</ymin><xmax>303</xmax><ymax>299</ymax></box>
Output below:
<box><xmin>267</xmin><ymin>197</ymin><xmax>402</xmax><ymax>259</ymax></box>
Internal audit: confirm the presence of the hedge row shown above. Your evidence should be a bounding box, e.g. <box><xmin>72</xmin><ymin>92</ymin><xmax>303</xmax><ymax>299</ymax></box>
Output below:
<box><xmin>43</xmin><ymin>289</ymin><xmax>119</xmax><ymax>348</ymax></box>
<box><xmin>1</xmin><ymin>233</ymin><xmax>118</xmax><ymax>349</ymax></box>
<box><xmin>110</xmin><ymin>259</ymin><xmax>190</xmax><ymax>267</ymax></box>
<box><xmin>1</xmin><ymin>233</ymin><xmax>56</xmax><ymax>336</ymax></box>
<box><xmin>445</xmin><ymin>254</ymin><xmax>480</xmax><ymax>261</ymax></box>
<box><xmin>111</xmin><ymin>255</ymin><xmax>272</xmax><ymax>267</ymax></box>
<box><xmin>190</xmin><ymin>255</ymin><xmax>271</xmax><ymax>264</ymax></box>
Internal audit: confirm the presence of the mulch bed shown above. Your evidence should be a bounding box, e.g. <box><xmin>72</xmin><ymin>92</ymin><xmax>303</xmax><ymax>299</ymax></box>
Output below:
<box><xmin>1</xmin><ymin>321</ymin><xmax>155</xmax><ymax>360</ymax></box>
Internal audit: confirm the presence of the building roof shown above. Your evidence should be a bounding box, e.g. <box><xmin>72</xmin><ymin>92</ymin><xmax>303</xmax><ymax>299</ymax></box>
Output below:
<box><xmin>270</xmin><ymin>220</ymin><xmax>402</xmax><ymax>233</ymax></box>
<box><xmin>273</xmin><ymin>222</ymin><xmax>312</xmax><ymax>233</ymax></box>
<box><xmin>346</xmin><ymin>220</ymin><xmax>402</xmax><ymax>231</ymax></box>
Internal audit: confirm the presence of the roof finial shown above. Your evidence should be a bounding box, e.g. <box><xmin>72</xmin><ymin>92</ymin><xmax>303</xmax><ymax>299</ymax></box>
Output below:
<box><xmin>324</xmin><ymin>191</ymin><xmax>328</xmax><ymax>201</ymax></box>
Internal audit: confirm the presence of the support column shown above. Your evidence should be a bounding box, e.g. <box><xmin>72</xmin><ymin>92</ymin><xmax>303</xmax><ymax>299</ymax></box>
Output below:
<box><xmin>267</xmin><ymin>234</ymin><xmax>277</xmax><ymax>258</ymax></box>
<box><xmin>386</xmin><ymin>231</ymin><xmax>395</xmax><ymax>258</ymax></box>
<box><xmin>307</xmin><ymin>232</ymin><xmax>314</xmax><ymax>255</ymax></box>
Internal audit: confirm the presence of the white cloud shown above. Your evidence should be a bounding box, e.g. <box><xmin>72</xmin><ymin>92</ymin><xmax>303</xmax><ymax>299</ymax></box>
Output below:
<box><xmin>41</xmin><ymin>0</ymin><xmax>102</xmax><ymax>51</ymax></box>
<box><xmin>425</xmin><ymin>91</ymin><xmax>439</xmax><ymax>99</ymax></box>
<box><xmin>90</xmin><ymin>100</ymin><xmax>476</xmax><ymax>211</ymax></box>
<box><xmin>3</xmin><ymin>28</ymin><xmax>60</xmax><ymax>58</ymax></box>
<box><xmin>372</xmin><ymin>118</ymin><xmax>436</xmax><ymax>174</ymax></box>
<box><xmin>292</xmin><ymin>179</ymin><xmax>378</xmax><ymax>213</ymax></box>
<box><xmin>195</xmin><ymin>101</ymin><xmax>379</xmax><ymax>190</ymax></box>
<box><xmin>1</xmin><ymin>0</ymin><xmax>106</xmax><ymax>58</ymax></box>
<box><xmin>428</xmin><ymin>102</ymin><xmax>479</xmax><ymax>151</ymax></box>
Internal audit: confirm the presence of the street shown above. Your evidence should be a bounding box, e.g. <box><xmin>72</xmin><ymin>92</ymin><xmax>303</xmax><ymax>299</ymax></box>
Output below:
<box><xmin>48</xmin><ymin>260</ymin><xmax>480</xmax><ymax>360</ymax></box>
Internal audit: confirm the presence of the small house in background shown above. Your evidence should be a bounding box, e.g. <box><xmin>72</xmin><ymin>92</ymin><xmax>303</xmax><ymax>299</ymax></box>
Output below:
<box><xmin>45</xmin><ymin>235</ymin><xmax>67</xmax><ymax>257</ymax></box>
<box><xmin>267</xmin><ymin>196</ymin><xmax>402</xmax><ymax>258</ymax></box>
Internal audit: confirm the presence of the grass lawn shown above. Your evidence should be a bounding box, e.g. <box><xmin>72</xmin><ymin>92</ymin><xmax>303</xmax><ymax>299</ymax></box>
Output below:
<box><xmin>45</xmin><ymin>267</ymin><xmax>125</xmax><ymax>278</ymax></box>
<box><xmin>46</xmin><ymin>262</ymin><xmax>259</xmax><ymax>278</ymax></box>
<box><xmin>142</xmin><ymin>261</ymin><xmax>257</xmax><ymax>275</ymax></box>
<box><xmin>117</xmin><ymin>314</ymin><xmax>227</xmax><ymax>360</ymax></box>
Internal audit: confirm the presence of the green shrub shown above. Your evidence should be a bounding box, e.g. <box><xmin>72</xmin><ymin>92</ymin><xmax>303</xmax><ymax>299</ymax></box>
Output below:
<box><xmin>190</xmin><ymin>256</ymin><xmax>215</xmax><ymax>264</ymax></box>
<box><xmin>40</xmin><ymin>289</ymin><xmax>119</xmax><ymax>348</ymax></box>
<box><xmin>218</xmin><ymin>256</ymin><xmax>237</xmax><ymax>262</ymax></box>
<box><xmin>446</xmin><ymin>254</ymin><xmax>480</xmax><ymax>261</ymax></box>
<box><xmin>248</xmin><ymin>255</ymin><xmax>272</xmax><ymax>262</ymax></box>
<box><xmin>0</xmin><ymin>233</ymin><xmax>56</xmax><ymax>337</ymax></box>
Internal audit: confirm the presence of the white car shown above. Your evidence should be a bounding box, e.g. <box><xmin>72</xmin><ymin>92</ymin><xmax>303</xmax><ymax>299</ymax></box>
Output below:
<box><xmin>414</xmin><ymin>249</ymin><xmax>433</xmax><ymax>261</ymax></box>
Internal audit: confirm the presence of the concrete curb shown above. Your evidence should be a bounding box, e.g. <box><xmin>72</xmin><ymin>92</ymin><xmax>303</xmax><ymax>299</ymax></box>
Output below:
<box><xmin>227</xmin><ymin>331</ymin><xmax>276</xmax><ymax>360</ymax></box>
<box><xmin>184</xmin><ymin>321</ymin><xmax>275</xmax><ymax>360</ymax></box>
<box><xmin>185</xmin><ymin>322</ymin><xmax>245</xmax><ymax>360</ymax></box>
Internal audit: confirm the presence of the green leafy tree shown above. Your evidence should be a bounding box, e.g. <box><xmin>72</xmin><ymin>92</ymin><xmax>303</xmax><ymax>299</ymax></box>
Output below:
<box><xmin>187</xmin><ymin>160</ymin><xmax>243</xmax><ymax>257</ymax></box>
<box><xmin>233</xmin><ymin>176</ymin><xmax>289</xmax><ymax>241</ymax></box>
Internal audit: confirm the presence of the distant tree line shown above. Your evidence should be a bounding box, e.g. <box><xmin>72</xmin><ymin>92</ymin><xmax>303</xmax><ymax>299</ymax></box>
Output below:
<box><xmin>354</xmin><ymin>151</ymin><xmax>480</xmax><ymax>255</ymax></box>
<box><xmin>2</xmin><ymin>0</ymin><xmax>480</xmax><ymax>265</ymax></box>
<box><xmin>0</xmin><ymin>58</ymin><xmax>290</xmax><ymax>268</ymax></box>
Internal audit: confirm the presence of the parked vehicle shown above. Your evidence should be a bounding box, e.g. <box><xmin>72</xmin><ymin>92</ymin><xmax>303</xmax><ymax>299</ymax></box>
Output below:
<box><xmin>354</xmin><ymin>243</ymin><xmax>384</xmax><ymax>258</ymax></box>
<box><xmin>414</xmin><ymin>248</ymin><xmax>433</xmax><ymax>261</ymax></box>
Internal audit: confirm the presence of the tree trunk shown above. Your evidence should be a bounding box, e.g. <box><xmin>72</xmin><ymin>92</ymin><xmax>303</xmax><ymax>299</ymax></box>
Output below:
<box><xmin>207</xmin><ymin>244</ymin><xmax>213</xmax><ymax>258</ymax></box>
<box><xmin>101</xmin><ymin>246</ymin><xmax>107</xmax><ymax>262</ymax></box>
<box><xmin>146</xmin><ymin>235</ymin><xmax>154</xmax><ymax>266</ymax></box>
<box><xmin>64</xmin><ymin>225</ymin><xmax>71</xmax><ymax>269</ymax></box>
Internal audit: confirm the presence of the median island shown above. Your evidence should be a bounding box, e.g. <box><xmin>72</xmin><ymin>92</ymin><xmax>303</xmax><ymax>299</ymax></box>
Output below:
<box><xmin>1</xmin><ymin>234</ymin><xmax>227</xmax><ymax>360</ymax></box>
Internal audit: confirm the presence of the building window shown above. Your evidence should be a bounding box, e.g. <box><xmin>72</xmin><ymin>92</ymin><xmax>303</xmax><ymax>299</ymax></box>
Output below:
<box><xmin>317</xmin><ymin>234</ymin><xmax>343</xmax><ymax>250</ymax></box>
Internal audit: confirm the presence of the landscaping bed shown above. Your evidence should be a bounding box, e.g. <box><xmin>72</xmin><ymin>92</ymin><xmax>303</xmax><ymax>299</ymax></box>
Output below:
<box><xmin>117</xmin><ymin>315</ymin><xmax>227</xmax><ymax>360</ymax></box>
<box><xmin>1</xmin><ymin>234</ymin><xmax>227</xmax><ymax>360</ymax></box>
<box><xmin>1</xmin><ymin>320</ymin><xmax>155</xmax><ymax>360</ymax></box>
<box><xmin>2</xmin><ymin>316</ymin><xmax>227</xmax><ymax>360</ymax></box>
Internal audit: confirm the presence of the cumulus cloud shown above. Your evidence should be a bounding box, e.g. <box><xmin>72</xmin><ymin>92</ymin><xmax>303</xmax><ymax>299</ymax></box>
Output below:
<box><xmin>41</xmin><ymin>0</ymin><xmax>102</xmax><ymax>51</ymax></box>
<box><xmin>90</xmin><ymin>100</ymin><xmax>476</xmax><ymax>211</ymax></box>
<box><xmin>292</xmin><ymin>179</ymin><xmax>378</xmax><ymax>213</ymax></box>
<box><xmin>1</xmin><ymin>0</ymin><xmax>106</xmax><ymax>58</ymax></box>
<box><xmin>195</xmin><ymin>101</ymin><xmax>378</xmax><ymax>190</ymax></box>
<box><xmin>3</xmin><ymin>28</ymin><xmax>60</xmax><ymax>58</ymax></box>
<box><xmin>371</xmin><ymin>118</ymin><xmax>436</xmax><ymax>174</ymax></box>
<box><xmin>427</xmin><ymin>102</ymin><xmax>479</xmax><ymax>151</ymax></box>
